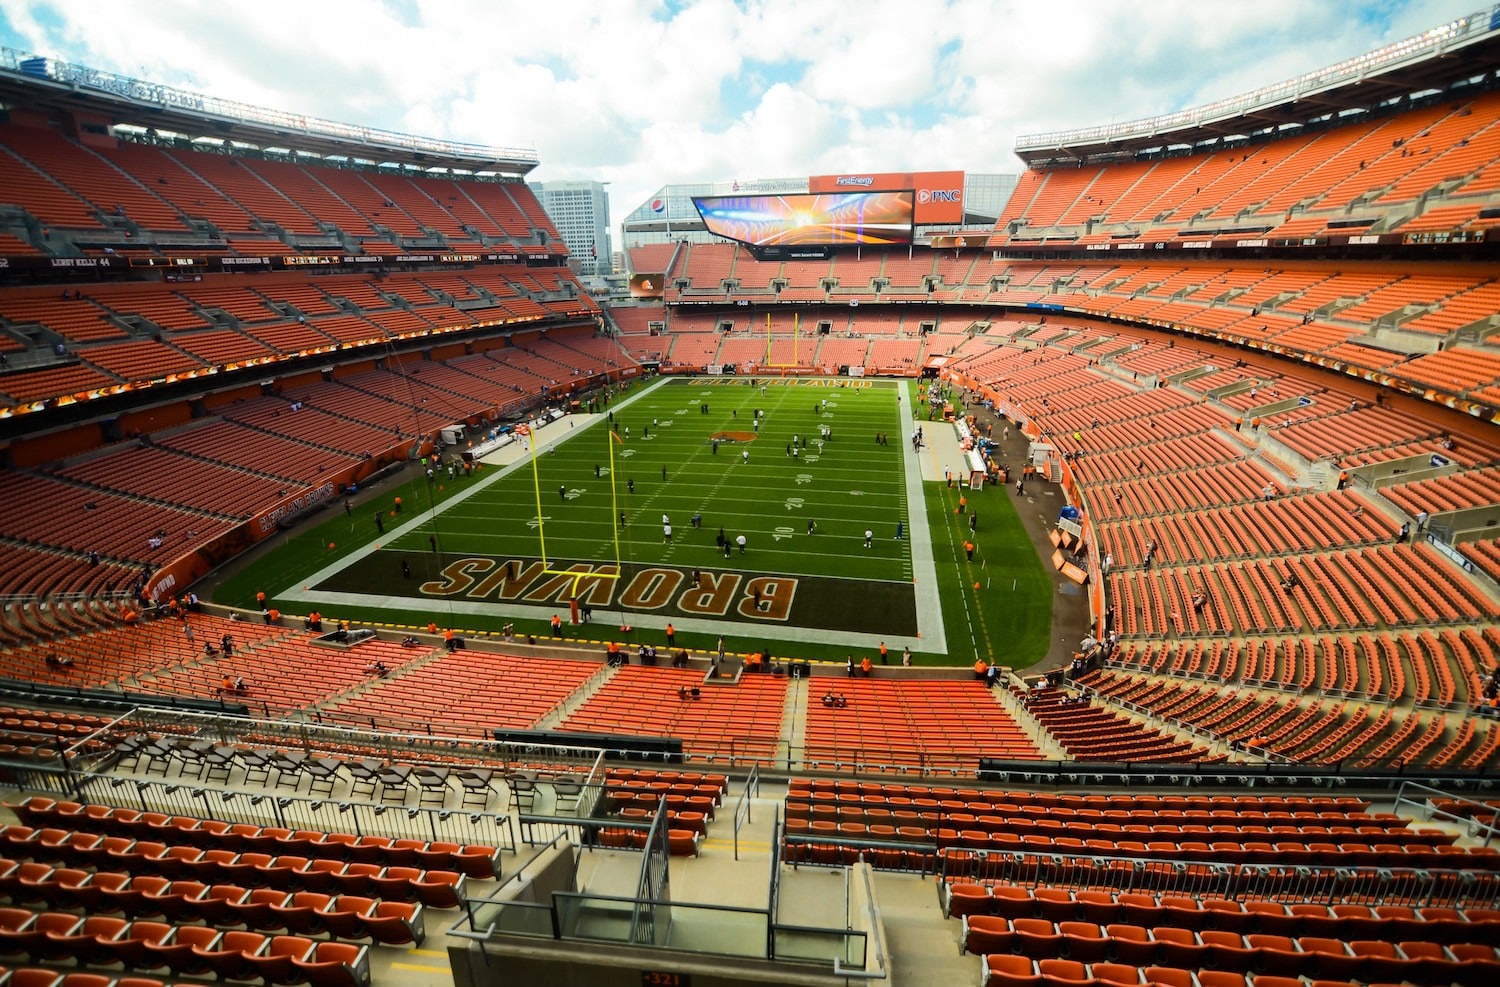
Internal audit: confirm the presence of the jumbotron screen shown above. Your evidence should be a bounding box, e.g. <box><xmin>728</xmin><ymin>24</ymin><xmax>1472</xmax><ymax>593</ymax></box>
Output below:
<box><xmin>692</xmin><ymin>191</ymin><xmax>914</xmax><ymax>247</ymax></box>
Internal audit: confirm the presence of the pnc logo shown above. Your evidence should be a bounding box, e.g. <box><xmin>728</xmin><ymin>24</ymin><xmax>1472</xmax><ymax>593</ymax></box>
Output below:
<box><xmin>917</xmin><ymin>189</ymin><xmax>962</xmax><ymax>204</ymax></box>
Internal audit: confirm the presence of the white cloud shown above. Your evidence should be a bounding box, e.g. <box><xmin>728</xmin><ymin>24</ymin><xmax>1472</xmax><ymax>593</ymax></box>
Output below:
<box><xmin>0</xmin><ymin>0</ymin><xmax>1481</xmax><ymax>237</ymax></box>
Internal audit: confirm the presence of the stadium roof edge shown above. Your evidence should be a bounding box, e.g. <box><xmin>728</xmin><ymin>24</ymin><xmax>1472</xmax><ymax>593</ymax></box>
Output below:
<box><xmin>0</xmin><ymin>47</ymin><xmax>540</xmax><ymax>176</ymax></box>
<box><xmin>1014</xmin><ymin>5</ymin><xmax>1500</xmax><ymax>166</ymax></box>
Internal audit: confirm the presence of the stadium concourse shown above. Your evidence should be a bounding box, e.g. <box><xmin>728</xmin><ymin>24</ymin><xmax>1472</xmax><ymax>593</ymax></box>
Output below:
<box><xmin>4</xmin><ymin>12</ymin><xmax>1500</xmax><ymax>986</ymax></box>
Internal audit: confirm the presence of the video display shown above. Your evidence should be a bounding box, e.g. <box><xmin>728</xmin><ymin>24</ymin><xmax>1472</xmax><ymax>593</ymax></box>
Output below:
<box><xmin>629</xmin><ymin>273</ymin><xmax>665</xmax><ymax>298</ymax></box>
<box><xmin>692</xmin><ymin>191</ymin><xmax>914</xmax><ymax>247</ymax></box>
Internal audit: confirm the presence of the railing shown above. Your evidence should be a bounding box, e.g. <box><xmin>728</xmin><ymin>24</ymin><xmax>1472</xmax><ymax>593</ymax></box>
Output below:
<box><xmin>452</xmin><ymin>835</ymin><xmax>575</xmax><ymax>947</ymax></box>
<box><xmin>766</xmin><ymin>812</ymin><xmax>783</xmax><ymax>959</ymax></box>
<box><xmin>1015</xmin><ymin>7</ymin><xmax>1493</xmax><ymax>151</ymax></box>
<box><xmin>836</xmin><ymin>860</ymin><xmax>886</xmax><ymax>980</ymax></box>
<box><xmin>0</xmin><ymin>47</ymin><xmax>539</xmax><ymax>167</ymax></box>
<box><xmin>629</xmin><ymin>803</ymin><xmax>670</xmax><ymax>946</ymax></box>
<box><xmin>783</xmin><ymin>832</ymin><xmax>946</xmax><ymax>878</ymax></box>
<box><xmin>796</xmin><ymin>744</ymin><xmax>1045</xmax><ymax>778</ymax></box>
<box><xmin>1</xmin><ymin>764</ymin><xmax>518</xmax><ymax>850</ymax></box>
<box><xmin>106</xmin><ymin>706</ymin><xmax>612</xmax><ymax>780</ymax></box>
<box><xmin>554</xmin><ymin>890</ymin><xmax>772</xmax><ymax>956</ymax></box>
<box><xmin>455</xmin><ymin>875</ymin><xmax>872</xmax><ymax>969</ymax></box>
<box><xmin>733</xmin><ymin>761</ymin><xmax>760</xmax><ymax>860</ymax></box>
<box><xmin>1395</xmin><ymin>779</ymin><xmax>1500</xmax><ymax>848</ymax></box>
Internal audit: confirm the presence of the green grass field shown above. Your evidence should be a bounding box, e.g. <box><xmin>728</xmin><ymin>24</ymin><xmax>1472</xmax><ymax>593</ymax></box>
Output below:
<box><xmin>216</xmin><ymin>377</ymin><xmax>1051</xmax><ymax>667</ymax></box>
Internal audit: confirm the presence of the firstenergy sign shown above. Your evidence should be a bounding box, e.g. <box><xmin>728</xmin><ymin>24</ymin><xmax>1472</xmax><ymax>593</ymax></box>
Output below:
<box><xmin>811</xmin><ymin>170</ymin><xmax>964</xmax><ymax>223</ymax></box>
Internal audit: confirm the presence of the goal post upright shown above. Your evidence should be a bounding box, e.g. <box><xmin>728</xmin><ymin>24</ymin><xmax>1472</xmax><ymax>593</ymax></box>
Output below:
<box><xmin>521</xmin><ymin>424</ymin><xmax>548</xmax><ymax>564</ymax></box>
<box><xmin>765</xmin><ymin>308</ymin><xmax>801</xmax><ymax>368</ymax></box>
<box><xmin>523</xmin><ymin>420</ymin><xmax>624</xmax><ymax>587</ymax></box>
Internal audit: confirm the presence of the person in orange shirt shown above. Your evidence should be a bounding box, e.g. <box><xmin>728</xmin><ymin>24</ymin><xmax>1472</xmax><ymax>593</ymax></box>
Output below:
<box><xmin>859</xmin><ymin>656</ymin><xmax>873</xmax><ymax>677</ymax></box>
<box><xmin>665</xmin><ymin>623</ymin><xmax>676</xmax><ymax>647</ymax></box>
<box><xmin>973</xmin><ymin>658</ymin><xmax>987</xmax><ymax>681</ymax></box>
<box><xmin>426</xmin><ymin>621</ymin><xmax>437</xmax><ymax>635</ymax></box>
<box><xmin>551</xmin><ymin>614</ymin><xmax>563</xmax><ymax>636</ymax></box>
<box><xmin>879</xmin><ymin>642</ymin><xmax>888</xmax><ymax>665</ymax></box>
<box><xmin>444</xmin><ymin>628</ymin><xmax>456</xmax><ymax>651</ymax></box>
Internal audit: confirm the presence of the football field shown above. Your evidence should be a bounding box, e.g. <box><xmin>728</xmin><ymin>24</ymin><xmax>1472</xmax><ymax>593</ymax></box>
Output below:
<box><xmin>288</xmin><ymin>376</ymin><xmax>937</xmax><ymax>644</ymax></box>
<box><xmin>227</xmin><ymin>377</ymin><xmax>1051</xmax><ymax>666</ymax></box>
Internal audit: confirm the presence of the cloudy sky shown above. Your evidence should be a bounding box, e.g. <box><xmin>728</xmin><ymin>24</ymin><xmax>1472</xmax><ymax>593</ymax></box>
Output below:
<box><xmin>0</xmin><ymin>0</ymin><xmax>1482</xmax><ymax>226</ymax></box>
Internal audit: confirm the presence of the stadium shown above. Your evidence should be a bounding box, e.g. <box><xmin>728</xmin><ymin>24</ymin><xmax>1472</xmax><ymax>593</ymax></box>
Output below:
<box><xmin>0</xmin><ymin>6</ymin><xmax>1497</xmax><ymax>987</ymax></box>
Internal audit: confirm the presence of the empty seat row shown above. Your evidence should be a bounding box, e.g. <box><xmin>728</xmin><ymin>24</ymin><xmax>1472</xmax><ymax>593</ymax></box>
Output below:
<box><xmin>0</xmin><ymin>908</ymin><xmax>369</xmax><ymax>985</ymax></box>
<box><xmin>785</xmin><ymin>798</ymin><xmax>1403</xmax><ymax>829</ymax></box>
<box><xmin>965</xmin><ymin>915</ymin><xmax>1500</xmax><ymax>984</ymax></box>
<box><xmin>606</xmin><ymin>780</ymin><xmax>726</xmax><ymax>805</ymax></box>
<box><xmin>4</xmin><ymin>801</ymin><xmax>500</xmax><ymax>878</ymax></box>
<box><xmin>4</xmin><ymin>827</ymin><xmax>469</xmax><ymax>898</ymax></box>
<box><xmin>595</xmin><ymin>828</ymin><xmax>701</xmax><ymax>857</ymax></box>
<box><xmin>603</xmin><ymin>768</ymin><xmax>729</xmax><ymax>795</ymax></box>
<box><xmin>981</xmin><ymin>953</ymin><xmax>1495</xmax><ymax>987</ymax></box>
<box><xmin>784</xmin><ymin>808</ymin><xmax>1442</xmax><ymax>852</ymax></box>
<box><xmin>780</xmin><ymin>834</ymin><xmax>930</xmax><ymax>864</ymax></box>
<box><xmin>0</xmin><ymin>852</ymin><xmax>461</xmax><ymax>911</ymax></box>
<box><xmin>785</xmin><ymin>781</ymin><xmax>1370</xmax><ymax>815</ymax></box>
<box><xmin>0</xmin><ymin>865</ymin><xmax>423</xmax><ymax>946</ymax></box>
<box><xmin>0</xmin><ymin>876</ymin><xmax>417</xmax><ymax>948</ymax></box>
<box><xmin>0</xmin><ymin>967</ymin><xmax>202</xmax><ymax>987</ymax></box>
<box><xmin>10</xmin><ymin>823</ymin><xmax>495</xmax><ymax>881</ymax></box>
<box><xmin>943</xmin><ymin>883</ymin><xmax>1500</xmax><ymax>939</ymax></box>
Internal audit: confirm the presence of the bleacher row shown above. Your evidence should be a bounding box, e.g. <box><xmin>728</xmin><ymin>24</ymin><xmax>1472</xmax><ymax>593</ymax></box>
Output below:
<box><xmin>0</xmin><ymin>123</ymin><xmax>559</xmax><ymax>255</ymax></box>
<box><xmin>1</xmin><ymin>283</ymin><xmax>610</xmax><ymax>411</ymax></box>
<box><xmin>992</xmin><ymin>89</ymin><xmax>1500</xmax><ymax>245</ymax></box>
<box><xmin>1</xmin><ymin>269</ymin><xmax>603</xmax><ymax>391</ymax></box>
<box><xmin>594</xmin><ymin>767</ymin><xmax>730</xmax><ymax>857</ymax></box>
<box><xmin>1</xmin><ymin>612</ymin><xmax>1043</xmax><ymax>769</ymax></box>
<box><xmin>969</xmin><ymin>924</ymin><xmax>1500</xmax><ymax>987</ymax></box>
<box><xmin>936</xmin><ymin>324</ymin><xmax>1500</xmax><ymax>769</ymax></box>
<box><xmin>780</xmin><ymin>781</ymin><xmax>1500</xmax><ymax>874</ymax></box>
<box><xmin>1016</xmin><ymin>688</ymin><xmax>1212</xmax><ymax>764</ymax></box>
<box><xmin>0</xmin><ymin>794</ymin><xmax>511</xmax><ymax>985</ymax></box>
<box><xmin>0</xmin><ymin>327</ymin><xmax>635</xmax><ymax>596</ymax></box>
<box><xmin>615</xmin><ymin>246</ymin><xmax>1500</xmax><ymax>400</ymax></box>
<box><xmin>8</xmin><ymin>591</ymin><xmax>1499</xmax><ymax>776</ymax></box>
